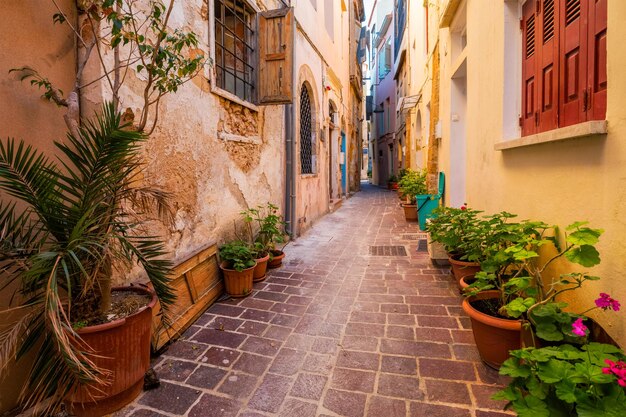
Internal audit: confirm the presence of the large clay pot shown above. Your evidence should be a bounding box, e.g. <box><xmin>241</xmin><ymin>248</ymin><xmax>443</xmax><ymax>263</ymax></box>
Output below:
<box><xmin>67</xmin><ymin>286</ymin><xmax>156</xmax><ymax>417</ymax></box>
<box><xmin>253</xmin><ymin>253</ymin><xmax>270</xmax><ymax>282</ymax></box>
<box><xmin>448</xmin><ymin>255</ymin><xmax>481</xmax><ymax>281</ymax></box>
<box><xmin>268</xmin><ymin>250</ymin><xmax>285</xmax><ymax>269</ymax></box>
<box><xmin>462</xmin><ymin>290</ymin><xmax>522</xmax><ymax>369</ymax></box>
<box><xmin>402</xmin><ymin>203</ymin><xmax>418</xmax><ymax>221</ymax></box>
<box><xmin>220</xmin><ymin>261</ymin><xmax>255</xmax><ymax>297</ymax></box>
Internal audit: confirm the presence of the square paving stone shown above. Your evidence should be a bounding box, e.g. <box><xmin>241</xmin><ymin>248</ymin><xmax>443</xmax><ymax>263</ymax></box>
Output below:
<box><xmin>366</xmin><ymin>396</ymin><xmax>407</xmax><ymax>417</ymax></box>
<box><xmin>193</xmin><ymin>328</ymin><xmax>247</xmax><ymax>348</ymax></box>
<box><xmin>237</xmin><ymin>321</ymin><xmax>269</xmax><ymax>336</ymax></box>
<box><xmin>185</xmin><ymin>364</ymin><xmax>227</xmax><ymax>389</ymax></box>
<box><xmin>323</xmin><ymin>389</ymin><xmax>366</xmax><ymax>417</ymax></box>
<box><xmin>217</xmin><ymin>372</ymin><xmax>258</xmax><ymax>398</ymax></box>
<box><xmin>248</xmin><ymin>373</ymin><xmax>293</xmax><ymax>413</ymax></box>
<box><xmin>128</xmin><ymin>410</ymin><xmax>169</xmax><ymax>417</ymax></box>
<box><xmin>377</xmin><ymin>374</ymin><xmax>424</xmax><ymax>400</ymax></box>
<box><xmin>279</xmin><ymin>398</ymin><xmax>318</xmax><ymax>417</ymax></box>
<box><xmin>138</xmin><ymin>382</ymin><xmax>201</xmax><ymax>415</ymax></box>
<box><xmin>419</xmin><ymin>358</ymin><xmax>477</xmax><ymax>381</ymax></box>
<box><xmin>381</xmin><ymin>355</ymin><xmax>418</xmax><ymax>375</ymax></box>
<box><xmin>331</xmin><ymin>367</ymin><xmax>375</xmax><ymax>393</ymax></box>
<box><xmin>154</xmin><ymin>359</ymin><xmax>197</xmax><ymax>382</ymax></box>
<box><xmin>409</xmin><ymin>402</ymin><xmax>471</xmax><ymax>417</ymax></box>
<box><xmin>240</xmin><ymin>336</ymin><xmax>282</xmax><ymax>356</ymax></box>
<box><xmin>200</xmin><ymin>346</ymin><xmax>241</xmax><ymax>367</ymax></box>
<box><xmin>269</xmin><ymin>348</ymin><xmax>306</xmax><ymax>375</ymax></box>
<box><xmin>290</xmin><ymin>373</ymin><xmax>328</xmax><ymax>400</ymax></box>
<box><xmin>188</xmin><ymin>393</ymin><xmax>241</xmax><ymax>417</ymax></box>
<box><xmin>162</xmin><ymin>340</ymin><xmax>207</xmax><ymax>361</ymax></box>
<box><xmin>232</xmin><ymin>352</ymin><xmax>272</xmax><ymax>376</ymax></box>
<box><xmin>336</xmin><ymin>350</ymin><xmax>379</xmax><ymax>371</ymax></box>
<box><xmin>425</xmin><ymin>379</ymin><xmax>471</xmax><ymax>405</ymax></box>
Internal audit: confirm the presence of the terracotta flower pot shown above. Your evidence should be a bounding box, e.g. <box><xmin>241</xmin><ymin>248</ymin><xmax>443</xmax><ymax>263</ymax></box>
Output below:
<box><xmin>402</xmin><ymin>203</ymin><xmax>418</xmax><ymax>221</ymax></box>
<box><xmin>253</xmin><ymin>253</ymin><xmax>270</xmax><ymax>282</ymax></box>
<box><xmin>67</xmin><ymin>286</ymin><xmax>156</xmax><ymax>417</ymax></box>
<box><xmin>462</xmin><ymin>290</ymin><xmax>522</xmax><ymax>369</ymax></box>
<box><xmin>448</xmin><ymin>255</ymin><xmax>481</xmax><ymax>281</ymax></box>
<box><xmin>268</xmin><ymin>249</ymin><xmax>285</xmax><ymax>269</ymax></box>
<box><xmin>459</xmin><ymin>275</ymin><xmax>477</xmax><ymax>292</ymax></box>
<box><xmin>220</xmin><ymin>261</ymin><xmax>255</xmax><ymax>298</ymax></box>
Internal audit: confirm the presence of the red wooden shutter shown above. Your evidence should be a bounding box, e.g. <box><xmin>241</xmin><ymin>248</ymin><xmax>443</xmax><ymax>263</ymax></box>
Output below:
<box><xmin>521</xmin><ymin>0</ymin><xmax>538</xmax><ymax>136</ymax></box>
<box><xmin>587</xmin><ymin>0</ymin><xmax>607</xmax><ymax>120</ymax></box>
<box><xmin>559</xmin><ymin>0</ymin><xmax>588</xmax><ymax>127</ymax></box>
<box><xmin>537</xmin><ymin>0</ymin><xmax>559</xmax><ymax>132</ymax></box>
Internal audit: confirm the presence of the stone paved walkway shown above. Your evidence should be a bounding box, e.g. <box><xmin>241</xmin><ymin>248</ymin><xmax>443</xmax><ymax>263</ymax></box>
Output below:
<box><xmin>118</xmin><ymin>184</ymin><xmax>512</xmax><ymax>417</ymax></box>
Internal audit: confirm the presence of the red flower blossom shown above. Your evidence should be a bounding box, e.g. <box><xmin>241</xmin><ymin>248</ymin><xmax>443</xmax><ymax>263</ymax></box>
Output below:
<box><xmin>595</xmin><ymin>293</ymin><xmax>621</xmax><ymax>311</ymax></box>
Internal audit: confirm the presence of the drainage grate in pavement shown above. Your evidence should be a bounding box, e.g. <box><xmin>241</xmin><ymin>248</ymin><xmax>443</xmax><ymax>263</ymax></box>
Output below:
<box><xmin>369</xmin><ymin>245</ymin><xmax>408</xmax><ymax>256</ymax></box>
<box><xmin>416</xmin><ymin>239</ymin><xmax>428</xmax><ymax>252</ymax></box>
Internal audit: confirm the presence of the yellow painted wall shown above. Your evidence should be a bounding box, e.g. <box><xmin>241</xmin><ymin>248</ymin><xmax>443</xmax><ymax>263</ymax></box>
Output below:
<box><xmin>436</xmin><ymin>0</ymin><xmax>626</xmax><ymax>345</ymax></box>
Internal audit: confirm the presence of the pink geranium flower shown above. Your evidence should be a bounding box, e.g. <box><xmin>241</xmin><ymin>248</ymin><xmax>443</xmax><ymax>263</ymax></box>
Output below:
<box><xmin>595</xmin><ymin>293</ymin><xmax>621</xmax><ymax>311</ymax></box>
<box><xmin>572</xmin><ymin>318</ymin><xmax>588</xmax><ymax>337</ymax></box>
<box><xmin>602</xmin><ymin>359</ymin><xmax>626</xmax><ymax>387</ymax></box>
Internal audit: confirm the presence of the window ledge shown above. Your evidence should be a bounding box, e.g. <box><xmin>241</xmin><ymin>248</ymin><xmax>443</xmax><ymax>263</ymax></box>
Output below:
<box><xmin>495</xmin><ymin>121</ymin><xmax>608</xmax><ymax>151</ymax></box>
<box><xmin>300</xmin><ymin>174</ymin><xmax>318</xmax><ymax>179</ymax></box>
<box><xmin>211</xmin><ymin>86</ymin><xmax>259</xmax><ymax>112</ymax></box>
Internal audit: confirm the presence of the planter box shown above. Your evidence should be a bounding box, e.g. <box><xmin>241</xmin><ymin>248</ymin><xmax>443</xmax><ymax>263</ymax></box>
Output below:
<box><xmin>149</xmin><ymin>243</ymin><xmax>222</xmax><ymax>351</ymax></box>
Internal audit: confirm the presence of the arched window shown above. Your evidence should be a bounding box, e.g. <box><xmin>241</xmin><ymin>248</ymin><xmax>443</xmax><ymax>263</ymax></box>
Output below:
<box><xmin>300</xmin><ymin>85</ymin><xmax>313</xmax><ymax>174</ymax></box>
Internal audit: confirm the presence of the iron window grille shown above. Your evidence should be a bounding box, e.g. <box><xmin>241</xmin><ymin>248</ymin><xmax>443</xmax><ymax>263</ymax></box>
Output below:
<box><xmin>300</xmin><ymin>86</ymin><xmax>313</xmax><ymax>174</ymax></box>
<box><xmin>214</xmin><ymin>0</ymin><xmax>256</xmax><ymax>102</ymax></box>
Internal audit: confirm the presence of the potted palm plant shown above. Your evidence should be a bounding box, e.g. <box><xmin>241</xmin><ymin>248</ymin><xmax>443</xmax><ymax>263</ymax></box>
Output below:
<box><xmin>397</xmin><ymin>169</ymin><xmax>427</xmax><ymax>222</ymax></box>
<box><xmin>0</xmin><ymin>104</ymin><xmax>175</xmax><ymax>416</ymax></box>
<box><xmin>218</xmin><ymin>241</ymin><xmax>256</xmax><ymax>297</ymax></box>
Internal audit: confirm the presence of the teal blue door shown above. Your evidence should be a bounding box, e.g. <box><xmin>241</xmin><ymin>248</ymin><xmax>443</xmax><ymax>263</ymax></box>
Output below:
<box><xmin>340</xmin><ymin>132</ymin><xmax>347</xmax><ymax>195</ymax></box>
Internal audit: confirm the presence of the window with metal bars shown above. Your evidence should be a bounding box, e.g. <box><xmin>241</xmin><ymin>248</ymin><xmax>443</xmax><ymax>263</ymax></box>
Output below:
<box><xmin>214</xmin><ymin>0</ymin><xmax>256</xmax><ymax>102</ymax></box>
<box><xmin>300</xmin><ymin>85</ymin><xmax>313</xmax><ymax>174</ymax></box>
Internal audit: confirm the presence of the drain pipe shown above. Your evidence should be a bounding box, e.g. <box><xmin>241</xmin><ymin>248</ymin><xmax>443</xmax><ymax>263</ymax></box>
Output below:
<box><xmin>285</xmin><ymin>11</ymin><xmax>297</xmax><ymax>239</ymax></box>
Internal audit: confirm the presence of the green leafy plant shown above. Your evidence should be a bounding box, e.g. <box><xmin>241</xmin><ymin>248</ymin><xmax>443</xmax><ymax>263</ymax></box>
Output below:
<box><xmin>0</xmin><ymin>104</ymin><xmax>175</xmax><ymax>413</ymax></box>
<box><xmin>219</xmin><ymin>241</ymin><xmax>256</xmax><ymax>272</ymax></box>
<box><xmin>468</xmin><ymin>222</ymin><xmax>604</xmax><ymax>341</ymax></box>
<box><xmin>495</xmin><ymin>293</ymin><xmax>626</xmax><ymax>417</ymax></box>
<box><xmin>387</xmin><ymin>174</ymin><xmax>398</xmax><ymax>184</ymax></box>
<box><xmin>241</xmin><ymin>203</ymin><xmax>286</xmax><ymax>254</ymax></box>
<box><xmin>397</xmin><ymin>169</ymin><xmax>427</xmax><ymax>204</ymax></box>
<box><xmin>427</xmin><ymin>205</ymin><xmax>482</xmax><ymax>257</ymax></box>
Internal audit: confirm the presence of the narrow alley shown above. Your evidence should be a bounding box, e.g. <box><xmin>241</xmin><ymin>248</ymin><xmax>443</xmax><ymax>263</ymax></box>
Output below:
<box><xmin>121</xmin><ymin>185</ymin><xmax>510</xmax><ymax>417</ymax></box>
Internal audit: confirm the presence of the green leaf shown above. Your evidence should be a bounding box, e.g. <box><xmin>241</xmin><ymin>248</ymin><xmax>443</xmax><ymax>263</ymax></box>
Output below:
<box><xmin>566</xmin><ymin>221</ymin><xmax>589</xmax><ymax>230</ymax></box>
<box><xmin>492</xmin><ymin>386</ymin><xmax>520</xmax><ymax>402</ymax></box>
<box><xmin>567</xmin><ymin>228</ymin><xmax>602</xmax><ymax>246</ymax></box>
<box><xmin>499</xmin><ymin>358</ymin><xmax>532</xmax><ymax>378</ymax></box>
<box><xmin>505</xmin><ymin>297</ymin><xmax>535</xmax><ymax>318</ymax></box>
<box><xmin>554</xmin><ymin>380</ymin><xmax>577</xmax><ymax>403</ymax></box>
<box><xmin>534</xmin><ymin>322</ymin><xmax>564</xmax><ymax>342</ymax></box>
<box><xmin>537</xmin><ymin>359</ymin><xmax>572</xmax><ymax>383</ymax></box>
<box><xmin>565</xmin><ymin>245</ymin><xmax>601</xmax><ymax>267</ymax></box>
<box><xmin>513</xmin><ymin>395</ymin><xmax>550</xmax><ymax>417</ymax></box>
<box><xmin>526</xmin><ymin>376</ymin><xmax>548</xmax><ymax>399</ymax></box>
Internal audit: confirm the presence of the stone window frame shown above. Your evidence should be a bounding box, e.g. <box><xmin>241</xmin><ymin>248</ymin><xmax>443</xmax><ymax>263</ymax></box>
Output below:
<box><xmin>209</xmin><ymin>0</ymin><xmax>261</xmax><ymax>112</ymax></box>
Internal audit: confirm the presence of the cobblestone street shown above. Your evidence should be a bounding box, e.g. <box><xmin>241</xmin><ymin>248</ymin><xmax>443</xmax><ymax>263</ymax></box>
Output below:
<box><xmin>118</xmin><ymin>184</ymin><xmax>511</xmax><ymax>417</ymax></box>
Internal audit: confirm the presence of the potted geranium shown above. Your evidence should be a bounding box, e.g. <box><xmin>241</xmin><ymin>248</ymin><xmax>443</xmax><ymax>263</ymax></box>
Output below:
<box><xmin>397</xmin><ymin>169</ymin><xmax>427</xmax><ymax>221</ymax></box>
<box><xmin>387</xmin><ymin>174</ymin><xmax>399</xmax><ymax>190</ymax></box>
<box><xmin>463</xmin><ymin>221</ymin><xmax>605</xmax><ymax>368</ymax></box>
<box><xmin>427</xmin><ymin>205</ymin><xmax>483</xmax><ymax>281</ymax></box>
<box><xmin>218</xmin><ymin>240</ymin><xmax>256</xmax><ymax>298</ymax></box>
<box><xmin>494</xmin><ymin>292</ymin><xmax>626</xmax><ymax>416</ymax></box>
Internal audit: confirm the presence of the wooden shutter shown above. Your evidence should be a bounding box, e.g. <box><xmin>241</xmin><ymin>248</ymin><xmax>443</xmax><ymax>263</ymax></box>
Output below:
<box><xmin>559</xmin><ymin>0</ymin><xmax>588</xmax><ymax>127</ymax></box>
<box><xmin>521</xmin><ymin>0</ymin><xmax>538</xmax><ymax>136</ymax></box>
<box><xmin>587</xmin><ymin>0</ymin><xmax>607</xmax><ymax>120</ymax></box>
<box><xmin>537</xmin><ymin>0</ymin><xmax>559</xmax><ymax>132</ymax></box>
<box><xmin>257</xmin><ymin>7</ymin><xmax>294</xmax><ymax>105</ymax></box>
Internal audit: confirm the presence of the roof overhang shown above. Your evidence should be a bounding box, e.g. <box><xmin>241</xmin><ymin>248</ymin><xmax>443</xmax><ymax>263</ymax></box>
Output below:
<box><xmin>396</xmin><ymin>94</ymin><xmax>422</xmax><ymax>113</ymax></box>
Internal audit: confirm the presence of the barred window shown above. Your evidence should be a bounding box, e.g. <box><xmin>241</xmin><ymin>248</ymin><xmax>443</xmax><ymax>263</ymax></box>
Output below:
<box><xmin>214</xmin><ymin>0</ymin><xmax>256</xmax><ymax>102</ymax></box>
<box><xmin>300</xmin><ymin>85</ymin><xmax>313</xmax><ymax>174</ymax></box>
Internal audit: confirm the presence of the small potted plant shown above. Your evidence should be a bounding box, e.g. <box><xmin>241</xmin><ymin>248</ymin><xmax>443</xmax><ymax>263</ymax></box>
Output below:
<box><xmin>397</xmin><ymin>169</ymin><xmax>427</xmax><ymax>221</ymax></box>
<box><xmin>219</xmin><ymin>240</ymin><xmax>256</xmax><ymax>298</ymax></box>
<box><xmin>387</xmin><ymin>174</ymin><xmax>399</xmax><ymax>190</ymax></box>
<box><xmin>463</xmin><ymin>221</ymin><xmax>605</xmax><ymax>368</ymax></box>
<box><xmin>494</xmin><ymin>291</ymin><xmax>626</xmax><ymax>416</ymax></box>
<box><xmin>241</xmin><ymin>206</ymin><xmax>273</xmax><ymax>282</ymax></box>
<box><xmin>249</xmin><ymin>203</ymin><xmax>287</xmax><ymax>269</ymax></box>
<box><xmin>427</xmin><ymin>205</ymin><xmax>483</xmax><ymax>281</ymax></box>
